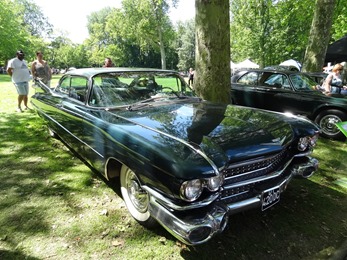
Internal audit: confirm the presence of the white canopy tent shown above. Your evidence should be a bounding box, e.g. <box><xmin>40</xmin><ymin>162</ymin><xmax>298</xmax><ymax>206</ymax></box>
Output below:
<box><xmin>236</xmin><ymin>59</ymin><xmax>259</xmax><ymax>69</ymax></box>
<box><xmin>230</xmin><ymin>61</ymin><xmax>237</xmax><ymax>69</ymax></box>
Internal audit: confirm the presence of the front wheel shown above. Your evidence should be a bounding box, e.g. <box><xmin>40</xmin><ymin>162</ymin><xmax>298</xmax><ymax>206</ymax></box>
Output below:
<box><xmin>314</xmin><ymin>109</ymin><xmax>347</xmax><ymax>140</ymax></box>
<box><xmin>120</xmin><ymin>165</ymin><xmax>157</xmax><ymax>227</ymax></box>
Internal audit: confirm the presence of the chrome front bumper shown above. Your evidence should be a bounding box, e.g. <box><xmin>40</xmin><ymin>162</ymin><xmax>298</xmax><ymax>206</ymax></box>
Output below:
<box><xmin>145</xmin><ymin>156</ymin><xmax>319</xmax><ymax>245</ymax></box>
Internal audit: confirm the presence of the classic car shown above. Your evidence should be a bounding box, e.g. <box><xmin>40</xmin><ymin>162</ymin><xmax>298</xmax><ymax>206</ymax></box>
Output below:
<box><xmin>306</xmin><ymin>72</ymin><xmax>328</xmax><ymax>86</ymax></box>
<box><xmin>231</xmin><ymin>69</ymin><xmax>347</xmax><ymax>140</ymax></box>
<box><xmin>31</xmin><ymin>68</ymin><xmax>319</xmax><ymax>245</ymax></box>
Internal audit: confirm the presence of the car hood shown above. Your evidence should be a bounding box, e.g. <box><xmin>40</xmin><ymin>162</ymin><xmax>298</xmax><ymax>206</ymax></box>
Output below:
<box><xmin>100</xmin><ymin>101</ymin><xmax>317</xmax><ymax>177</ymax></box>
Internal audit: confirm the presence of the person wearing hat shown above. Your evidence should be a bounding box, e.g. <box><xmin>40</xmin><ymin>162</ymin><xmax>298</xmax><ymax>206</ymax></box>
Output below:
<box><xmin>7</xmin><ymin>50</ymin><xmax>31</xmax><ymax>112</ymax></box>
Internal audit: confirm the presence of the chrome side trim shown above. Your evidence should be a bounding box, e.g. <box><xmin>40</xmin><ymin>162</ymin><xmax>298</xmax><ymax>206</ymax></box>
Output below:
<box><xmin>34</xmin><ymin>109</ymin><xmax>104</xmax><ymax>158</ymax></box>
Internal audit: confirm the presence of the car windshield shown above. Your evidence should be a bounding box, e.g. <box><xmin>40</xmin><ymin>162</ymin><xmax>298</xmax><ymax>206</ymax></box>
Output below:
<box><xmin>289</xmin><ymin>74</ymin><xmax>317</xmax><ymax>91</ymax></box>
<box><xmin>89</xmin><ymin>71</ymin><xmax>194</xmax><ymax>107</ymax></box>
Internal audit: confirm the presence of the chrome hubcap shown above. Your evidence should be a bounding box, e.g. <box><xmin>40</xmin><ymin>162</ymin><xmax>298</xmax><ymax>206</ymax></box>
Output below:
<box><xmin>319</xmin><ymin>115</ymin><xmax>341</xmax><ymax>136</ymax></box>
<box><xmin>126</xmin><ymin>170</ymin><xmax>149</xmax><ymax>213</ymax></box>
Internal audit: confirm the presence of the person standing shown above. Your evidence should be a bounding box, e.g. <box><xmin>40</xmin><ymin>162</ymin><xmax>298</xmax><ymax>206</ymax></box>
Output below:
<box><xmin>31</xmin><ymin>51</ymin><xmax>52</xmax><ymax>87</ymax></box>
<box><xmin>7</xmin><ymin>50</ymin><xmax>31</xmax><ymax>112</ymax></box>
<box><xmin>103</xmin><ymin>57</ymin><xmax>113</xmax><ymax>67</ymax></box>
<box><xmin>324</xmin><ymin>63</ymin><xmax>347</xmax><ymax>94</ymax></box>
<box><xmin>188</xmin><ymin>68</ymin><xmax>194</xmax><ymax>87</ymax></box>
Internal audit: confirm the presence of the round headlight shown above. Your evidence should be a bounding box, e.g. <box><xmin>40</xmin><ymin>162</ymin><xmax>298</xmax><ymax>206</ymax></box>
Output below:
<box><xmin>298</xmin><ymin>137</ymin><xmax>309</xmax><ymax>151</ymax></box>
<box><xmin>309</xmin><ymin>134</ymin><xmax>319</xmax><ymax>147</ymax></box>
<box><xmin>180</xmin><ymin>179</ymin><xmax>203</xmax><ymax>201</ymax></box>
<box><xmin>206</xmin><ymin>175</ymin><xmax>223</xmax><ymax>191</ymax></box>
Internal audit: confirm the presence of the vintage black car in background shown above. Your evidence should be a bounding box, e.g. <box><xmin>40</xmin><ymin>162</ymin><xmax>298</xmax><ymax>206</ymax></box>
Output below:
<box><xmin>231</xmin><ymin>69</ymin><xmax>347</xmax><ymax>140</ymax></box>
<box><xmin>31</xmin><ymin>68</ymin><xmax>319</xmax><ymax>245</ymax></box>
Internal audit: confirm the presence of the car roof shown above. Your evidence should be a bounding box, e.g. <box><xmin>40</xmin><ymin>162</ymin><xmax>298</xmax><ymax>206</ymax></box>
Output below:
<box><xmin>264</xmin><ymin>65</ymin><xmax>300</xmax><ymax>71</ymax></box>
<box><xmin>65</xmin><ymin>67</ymin><xmax>178</xmax><ymax>78</ymax></box>
<box><xmin>235</xmin><ymin>68</ymin><xmax>301</xmax><ymax>75</ymax></box>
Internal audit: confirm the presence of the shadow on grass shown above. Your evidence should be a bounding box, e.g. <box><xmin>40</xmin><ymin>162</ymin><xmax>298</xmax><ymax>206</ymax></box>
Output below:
<box><xmin>0</xmin><ymin>112</ymin><xmax>102</xmax><ymax>254</ymax></box>
<box><xmin>176</xmin><ymin>178</ymin><xmax>347</xmax><ymax>259</ymax></box>
<box><xmin>0</xmin><ymin>249</ymin><xmax>40</xmax><ymax>260</ymax></box>
<box><xmin>0</xmin><ymin>111</ymin><xmax>346</xmax><ymax>259</ymax></box>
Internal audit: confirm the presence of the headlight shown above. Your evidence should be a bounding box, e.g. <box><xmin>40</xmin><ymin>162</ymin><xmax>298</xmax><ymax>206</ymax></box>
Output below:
<box><xmin>206</xmin><ymin>175</ymin><xmax>223</xmax><ymax>191</ymax></box>
<box><xmin>309</xmin><ymin>134</ymin><xmax>319</xmax><ymax>147</ymax></box>
<box><xmin>298</xmin><ymin>137</ymin><xmax>309</xmax><ymax>151</ymax></box>
<box><xmin>180</xmin><ymin>179</ymin><xmax>203</xmax><ymax>201</ymax></box>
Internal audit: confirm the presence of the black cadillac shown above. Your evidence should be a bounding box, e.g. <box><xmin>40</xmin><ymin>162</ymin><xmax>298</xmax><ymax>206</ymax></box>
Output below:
<box><xmin>31</xmin><ymin>68</ymin><xmax>320</xmax><ymax>245</ymax></box>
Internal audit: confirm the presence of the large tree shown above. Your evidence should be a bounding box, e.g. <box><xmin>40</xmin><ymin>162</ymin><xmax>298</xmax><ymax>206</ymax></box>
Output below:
<box><xmin>302</xmin><ymin>0</ymin><xmax>336</xmax><ymax>72</ymax></box>
<box><xmin>194</xmin><ymin>0</ymin><xmax>231</xmax><ymax>103</ymax></box>
<box><xmin>15</xmin><ymin>0</ymin><xmax>53</xmax><ymax>38</ymax></box>
<box><xmin>119</xmin><ymin>0</ymin><xmax>176</xmax><ymax>69</ymax></box>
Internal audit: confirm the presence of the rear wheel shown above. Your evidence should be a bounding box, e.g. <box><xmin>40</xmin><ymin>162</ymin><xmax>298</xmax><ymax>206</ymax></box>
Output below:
<box><xmin>120</xmin><ymin>165</ymin><xmax>157</xmax><ymax>227</ymax></box>
<box><xmin>315</xmin><ymin>109</ymin><xmax>347</xmax><ymax>140</ymax></box>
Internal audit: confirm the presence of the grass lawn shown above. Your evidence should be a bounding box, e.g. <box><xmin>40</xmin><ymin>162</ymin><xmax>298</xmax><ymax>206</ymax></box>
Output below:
<box><xmin>0</xmin><ymin>74</ymin><xmax>346</xmax><ymax>260</ymax></box>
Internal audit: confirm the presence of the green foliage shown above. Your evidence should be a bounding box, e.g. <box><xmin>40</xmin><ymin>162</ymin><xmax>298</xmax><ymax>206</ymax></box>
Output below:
<box><xmin>331</xmin><ymin>2</ymin><xmax>347</xmax><ymax>41</ymax></box>
<box><xmin>176</xmin><ymin>19</ymin><xmax>195</xmax><ymax>71</ymax></box>
<box><xmin>2</xmin><ymin>0</ymin><xmax>347</xmax><ymax>71</ymax></box>
<box><xmin>14</xmin><ymin>0</ymin><xmax>53</xmax><ymax>38</ymax></box>
<box><xmin>83</xmin><ymin>1</ymin><xmax>178</xmax><ymax>69</ymax></box>
<box><xmin>230</xmin><ymin>0</ymin><xmax>316</xmax><ymax>67</ymax></box>
<box><xmin>230</xmin><ymin>0</ymin><xmax>347</xmax><ymax>67</ymax></box>
<box><xmin>0</xmin><ymin>0</ymin><xmax>31</xmax><ymax>64</ymax></box>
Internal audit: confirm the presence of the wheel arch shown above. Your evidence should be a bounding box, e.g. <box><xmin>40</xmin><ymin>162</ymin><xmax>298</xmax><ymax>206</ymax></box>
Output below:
<box><xmin>105</xmin><ymin>157</ymin><xmax>123</xmax><ymax>181</ymax></box>
<box><xmin>311</xmin><ymin>105</ymin><xmax>347</xmax><ymax>121</ymax></box>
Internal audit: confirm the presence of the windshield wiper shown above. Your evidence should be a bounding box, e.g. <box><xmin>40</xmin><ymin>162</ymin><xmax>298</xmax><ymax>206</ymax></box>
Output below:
<box><xmin>125</xmin><ymin>95</ymin><xmax>202</xmax><ymax>111</ymax></box>
<box><xmin>126</xmin><ymin>102</ymin><xmax>152</xmax><ymax>111</ymax></box>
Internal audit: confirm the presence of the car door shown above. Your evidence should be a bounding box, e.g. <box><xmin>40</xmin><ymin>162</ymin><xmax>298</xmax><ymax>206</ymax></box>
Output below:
<box><xmin>270</xmin><ymin>73</ymin><xmax>316</xmax><ymax>116</ymax></box>
<box><xmin>231</xmin><ymin>71</ymin><xmax>264</xmax><ymax>108</ymax></box>
<box><xmin>232</xmin><ymin>71</ymin><xmax>286</xmax><ymax>111</ymax></box>
<box><xmin>54</xmin><ymin>75</ymin><xmax>88</xmax><ymax>152</ymax></box>
<box><xmin>259</xmin><ymin>72</ymin><xmax>298</xmax><ymax>112</ymax></box>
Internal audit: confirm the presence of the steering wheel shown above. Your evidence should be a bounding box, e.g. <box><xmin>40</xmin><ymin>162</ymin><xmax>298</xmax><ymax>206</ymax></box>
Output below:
<box><xmin>161</xmin><ymin>87</ymin><xmax>180</xmax><ymax>97</ymax></box>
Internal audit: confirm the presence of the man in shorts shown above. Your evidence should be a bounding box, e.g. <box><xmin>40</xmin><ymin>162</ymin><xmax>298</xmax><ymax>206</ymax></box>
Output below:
<box><xmin>7</xmin><ymin>50</ymin><xmax>31</xmax><ymax>112</ymax></box>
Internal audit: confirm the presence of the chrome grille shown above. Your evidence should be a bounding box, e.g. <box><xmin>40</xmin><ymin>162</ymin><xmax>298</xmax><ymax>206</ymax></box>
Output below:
<box><xmin>220</xmin><ymin>149</ymin><xmax>289</xmax><ymax>203</ymax></box>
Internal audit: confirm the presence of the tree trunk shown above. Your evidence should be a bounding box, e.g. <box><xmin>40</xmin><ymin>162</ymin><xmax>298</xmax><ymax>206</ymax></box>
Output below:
<box><xmin>158</xmin><ymin>25</ymin><xmax>167</xmax><ymax>69</ymax></box>
<box><xmin>302</xmin><ymin>0</ymin><xmax>336</xmax><ymax>72</ymax></box>
<box><xmin>194</xmin><ymin>0</ymin><xmax>231</xmax><ymax>104</ymax></box>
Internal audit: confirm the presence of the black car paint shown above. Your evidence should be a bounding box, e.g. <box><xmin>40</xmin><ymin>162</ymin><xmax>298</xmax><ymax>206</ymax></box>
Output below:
<box><xmin>31</xmin><ymin>68</ymin><xmax>320</xmax><ymax>245</ymax></box>
<box><xmin>231</xmin><ymin>69</ymin><xmax>347</xmax><ymax>140</ymax></box>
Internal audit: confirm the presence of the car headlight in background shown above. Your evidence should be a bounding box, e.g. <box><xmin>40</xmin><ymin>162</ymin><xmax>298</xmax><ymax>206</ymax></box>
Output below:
<box><xmin>180</xmin><ymin>175</ymin><xmax>224</xmax><ymax>202</ymax></box>
<box><xmin>298</xmin><ymin>137</ymin><xmax>309</xmax><ymax>151</ymax></box>
<box><xmin>297</xmin><ymin>134</ymin><xmax>319</xmax><ymax>151</ymax></box>
<box><xmin>309</xmin><ymin>134</ymin><xmax>319</xmax><ymax>147</ymax></box>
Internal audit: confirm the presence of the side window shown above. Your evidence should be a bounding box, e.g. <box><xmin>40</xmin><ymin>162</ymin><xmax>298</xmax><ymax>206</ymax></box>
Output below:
<box><xmin>57</xmin><ymin>77</ymin><xmax>70</xmax><ymax>95</ymax></box>
<box><xmin>264</xmin><ymin>74</ymin><xmax>290</xmax><ymax>89</ymax></box>
<box><xmin>156</xmin><ymin>76</ymin><xmax>181</xmax><ymax>92</ymax></box>
<box><xmin>237</xmin><ymin>72</ymin><xmax>258</xmax><ymax>86</ymax></box>
<box><xmin>70</xmin><ymin>77</ymin><xmax>88</xmax><ymax>102</ymax></box>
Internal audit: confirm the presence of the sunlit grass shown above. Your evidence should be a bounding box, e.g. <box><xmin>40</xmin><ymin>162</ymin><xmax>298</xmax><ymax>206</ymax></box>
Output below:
<box><xmin>0</xmin><ymin>73</ymin><xmax>346</xmax><ymax>259</ymax></box>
